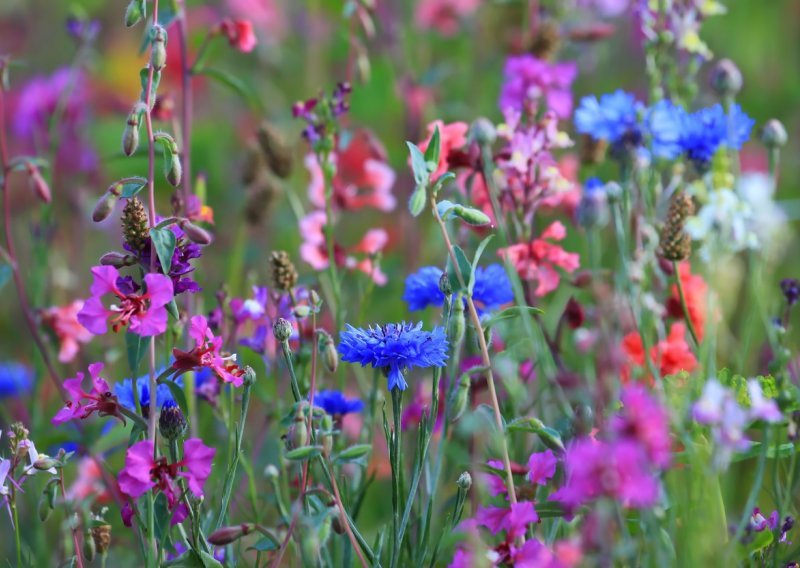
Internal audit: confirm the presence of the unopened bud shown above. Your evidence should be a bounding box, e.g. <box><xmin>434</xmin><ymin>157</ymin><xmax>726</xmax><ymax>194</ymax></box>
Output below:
<box><xmin>158</xmin><ymin>400</ymin><xmax>187</xmax><ymax>441</ymax></box>
<box><xmin>208</xmin><ymin>523</ymin><xmax>255</xmax><ymax>546</ymax></box>
<box><xmin>45</xmin><ymin>479</ymin><xmax>59</xmax><ymax>508</ymax></box>
<box><xmin>125</xmin><ymin>0</ymin><xmax>144</xmax><ymax>27</ymax></box>
<box><xmin>331</xmin><ymin>507</ymin><xmax>346</xmax><ymax>535</ymax></box>
<box><xmin>100</xmin><ymin>251</ymin><xmax>137</xmax><ymax>267</ymax></box>
<box><xmin>166</xmin><ymin>153</ymin><xmax>182</xmax><ymax>186</ymax></box>
<box><xmin>310</xmin><ymin>290</ymin><xmax>321</xmax><ymax>306</ymax></box>
<box><xmin>709</xmin><ymin>58</ymin><xmax>743</xmax><ymax>98</ymax></box>
<box><xmin>438</xmin><ymin>272</ymin><xmax>453</xmax><ymax>296</ymax></box>
<box><xmin>448</xmin><ymin>297</ymin><xmax>466</xmax><ymax>345</ymax></box>
<box><xmin>470</xmin><ymin>117</ymin><xmax>497</xmax><ymax>146</ymax></box>
<box><xmin>317</xmin><ymin>331</ymin><xmax>338</xmax><ymax>374</ymax></box>
<box><xmin>33</xmin><ymin>456</ymin><xmax>58</xmax><ymax>471</ymax></box>
<box><xmin>320</xmin><ymin>414</ymin><xmax>333</xmax><ymax>456</ymax></box>
<box><xmin>447</xmin><ymin>373</ymin><xmax>471</xmax><ymax>423</ymax></box>
<box><xmin>243</xmin><ymin>365</ymin><xmax>256</xmax><ymax>387</ymax></box>
<box><xmin>122</xmin><ymin>114</ymin><xmax>140</xmax><ymax>156</ymax></box>
<box><xmin>563</xmin><ymin>297</ymin><xmax>585</xmax><ymax>329</ymax></box>
<box><xmin>179</xmin><ymin>219</ymin><xmax>212</xmax><ymax>245</ymax></box>
<box><xmin>456</xmin><ymin>471</ymin><xmax>472</xmax><ymax>491</ymax></box>
<box><xmin>26</xmin><ymin>164</ymin><xmax>51</xmax><ymax>204</ymax></box>
<box><xmin>92</xmin><ymin>191</ymin><xmax>118</xmax><ymax>222</ymax></box>
<box><xmin>83</xmin><ymin>531</ymin><xmax>97</xmax><ymax>562</ymax></box>
<box><xmin>293</xmin><ymin>305</ymin><xmax>311</xmax><ymax>319</ymax></box>
<box><xmin>576</xmin><ymin>178</ymin><xmax>608</xmax><ymax>229</ymax></box>
<box><xmin>150</xmin><ymin>26</ymin><xmax>167</xmax><ymax>70</ymax></box>
<box><xmin>264</xmin><ymin>464</ymin><xmax>279</xmax><ymax>478</ymax></box>
<box><xmin>760</xmin><ymin>119</ymin><xmax>788</xmax><ymax>149</ymax></box>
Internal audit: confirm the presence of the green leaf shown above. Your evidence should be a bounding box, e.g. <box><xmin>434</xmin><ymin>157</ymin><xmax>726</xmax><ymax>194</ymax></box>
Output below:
<box><xmin>248</xmin><ymin>537</ymin><xmax>280</xmax><ymax>552</ymax></box>
<box><xmin>285</xmin><ymin>445</ymin><xmax>323</xmax><ymax>461</ymax></box>
<box><xmin>424</xmin><ymin>125</ymin><xmax>440</xmax><ymax>172</ymax></box>
<box><xmin>198</xmin><ymin>552</ymin><xmax>224</xmax><ymax>568</ymax></box>
<box><xmin>469</xmin><ymin>235</ymin><xmax>495</xmax><ymax>293</ymax></box>
<box><xmin>446</xmin><ymin>245</ymin><xmax>473</xmax><ymax>294</ymax></box>
<box><xmin>0</xmin><ymin>264</ymin><xmax>12</xmax><ymax>293</ymax></box>
<box><xmin>408</xmin><ymin>184</ymin><xmax>427</xmax><ymax>217</ymax></box>
<box><xmin>199</xmin><ymin>68</ymin><xmax>259</xmax><ymax>110</ymax></box>
<box><xmin>153</xmin><ymin>492</ymin><xmax>172</xmax><ymax>545</ymax></box>
<box><xmin>437</xmin><ymin>200</ymin><xmax>492</xmax><ymax>226</ymax></box>
<box><xmin>120</xmin><ymin>178</ymin><xmax>147</xmax><ymax>198</ymax></box>
<box><xmin>160</xmin><ymin>379</ymin><xmax>189</xmax><ymax>416</ymax></box>
<box><xmin>483</xmin><ymin>306</ymin><xmax>543</xmax><ymax>332</ymax></box>
<box><xmin>505</xmin><ymin>416</ymin><xmax>546</xmax><ymax>434</ymax></box>
<box><xmin>335</xmin><ymin>444</ymin><xmax>373</xmax><ymax>463</ymax></box>
<box><xmin>165</xmin><ymin>298</ymin><xmax>179</xmax><ymax>320</ymax></box>
<box><xmin>125</xmin><ymin>332</ymin><xmax>150</xmax><ymax>376</ymax></box>
<box><xmin>406</xmin><ymin>141</ymin><xmax>429</xmax><ymax>187</ymax></box>
<box><xmin>149</xmin><ymin>227</ymin><xmax>177</xmax><ymax>275</ymax></box>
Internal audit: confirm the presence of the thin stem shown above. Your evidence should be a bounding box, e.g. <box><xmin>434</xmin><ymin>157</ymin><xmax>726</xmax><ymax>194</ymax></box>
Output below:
<box><xmin>11</xmin><ymin>488</ymin><xmax>21</xmax><ymax>566</ymax></box>
<box><xmin>326</xmin><ymin>456</ymin><xmax>369</xmax><ymax>568</ymax></box>
<box><xmin>280</xmin><ymin>341</ymin><xmax>303</xmax><ymax>402</ymax></box>
<box><xmin>673</xmin><ymin>260</ymin><xmax>700</xmax><ymax>348</ymax></box>
<box><xmin>390</xmin><ymin>388</ymin><xmax>403</xmax><ymax>568</ymax></box>
<box><xmin>429</xmin><ymin>196</ymin><xmax>519</xmax><ymax>508</ymax></box>
<box><xmin>60</xmin><ymin>470</ymin><xmax>85</xmax><ymax>568</ymax></box>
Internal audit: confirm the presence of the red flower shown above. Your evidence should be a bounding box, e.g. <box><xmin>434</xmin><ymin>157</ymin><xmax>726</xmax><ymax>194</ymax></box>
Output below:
<box><xmin>219</xmin><ymin>19</ymin><xmax>257</xmax><ymax>53</ymax></box>
<box><xmin>172</xmin><ymin>315</ymin><xmax>245</xmax><ymax>387</ymax></box>
<box><xmin>622</xmin><ymin>322</ymin><xmax>698</xmax><ymax>383</ymax></box>
<box><xmin>417</xmin><ymin>120</ymin><xmax>469</xmax><ymax>179</ymax></box>
<box><xmin>666</xmin><ymin>262</ymin><xmax>707</xmax><ymax>342</ymax></box>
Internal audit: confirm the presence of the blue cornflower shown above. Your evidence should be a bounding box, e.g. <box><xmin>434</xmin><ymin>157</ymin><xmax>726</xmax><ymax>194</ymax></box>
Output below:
<box><xmin>338</xmin><ymin>322</ymin><xmax>449</xmax><ymax>391</ymax></box>
<box><xmin>403</xmin><ymin>265</ymin><xmax>513</xmax><ymax>313</ymax></box>
<box><xmin>575</xmin><ymin>90</ymin><xmax>643</xmax><ymax>147</ymax></box>
<box><xmin>0</xmin><ymin>362</ymin><xmax>34</xmax><ymax>398</ymax></box>
<box><xmin>115</xmin><ymin>372</ymin><xmax>183</xmax><ymax>413</ymax></box>
<box><xmin>313</xmin><ymin>390</ymin><xmax>364</xmax><ymax>416</ymax></box>
<box><xmin>646</xmin><ymin>99</ymin><xmax>686</xmax><ymax>160</ymax></box>
<box><xmin>679</xmin><ymin>103</ymin><xmax>754</xmax><ymax>167</ymax></box>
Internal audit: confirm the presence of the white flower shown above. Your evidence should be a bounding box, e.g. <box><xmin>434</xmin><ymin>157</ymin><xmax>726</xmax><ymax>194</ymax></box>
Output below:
<box><xmin>686</xmin><ymin>188</ymin><xmax>757</xmax><ymax>259</ymax></box>
<box><xmin>0</xmin><ymin>459</ymin><xmax>10</xmax><ymax>496</ymax></box>
<box><xmin>21</xmin><ymin>440</ymin><xmax>56</xmax><ymax>477</ymax></box>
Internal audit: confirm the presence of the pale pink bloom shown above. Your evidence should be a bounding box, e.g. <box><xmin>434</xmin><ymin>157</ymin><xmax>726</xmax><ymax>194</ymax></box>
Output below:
<box><xmin>415</xmin><ymin>0</ymin><xmax>482</xmax><ymax>36</ymax></box>
<box><xmin>299</xmin><ymin>211</ymin><xmax>388</xmax><ymax>285</ymax></box>
<box><xmin>66</xmin><ymin>457</ymin><xmax>110</xmax><ymax>503</ymax></box>
<box><xmin>42</xmin><ymin>300</ymin><xmax>94</xmax><ymax>363</ymax></box>
<box><xmin>498</xmin><ymin>221</ymin><xmax>580</xmax><ymax>296</ymax></box>
<box><xmin>418</xmin><ymin>120</ymin><xmax>470</xmax><ymax>179</ymax></box>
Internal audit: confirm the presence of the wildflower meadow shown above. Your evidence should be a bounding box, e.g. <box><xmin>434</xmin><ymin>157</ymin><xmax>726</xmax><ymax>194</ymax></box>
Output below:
<box><xmin>2</xmin><ymin>0</ymin><xmax>800</xmax><ymax>566</ymax></box>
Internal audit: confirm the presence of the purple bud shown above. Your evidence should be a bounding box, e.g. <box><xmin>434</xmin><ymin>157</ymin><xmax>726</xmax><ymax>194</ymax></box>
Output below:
<box><xmin>179</xmin><ymin>219</ymin><xmax>212</xmax><ymax>245</ymax></box>
<box><xmin>92</xmin><ymin>192</ymin><xmax>118</xmax><ymax>222</ymax></box>
<box><xmin>207</xmin><ymin>523</ymin><xmax>255</xmax><ymax>546</ymax></box>
<box><xmin>100</xmin><ymin>251</ymin><xmax>137</xmax><ymax>267</ymax></box>
<box><xmin>27</xmin><ymin>165</ymin><xmax>51</xmax><ymax>204</ymax></box>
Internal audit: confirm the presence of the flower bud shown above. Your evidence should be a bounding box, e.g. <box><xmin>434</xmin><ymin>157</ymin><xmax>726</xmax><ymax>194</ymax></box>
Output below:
<box><xmin>470</xmin><ymin>117</ymin><xmax>497</xmax><ymax>146</ymax></box>
<box><xmin>438</xmin><ymin>272</ymin><xmax>453</xmax><ymax>296</ymax></box>
<box><xmin>310</xmin><ymin>290</ymin><xmax>321</xmax><ymax>306</ymax></box>
<box><xmin>166</xmin><ymin>153</ymin><xmax>182</xmax><ymax>186</ymax></box>
<box><xmin>26</xmin><ymin>164</ymin><xmax>52</xmax><ymax>204</ymax></box>
<box><xmin>456</xmin><ymin>471</ymin><xmax>472</xmax><ymax>491</ymax></box>
<box><xmin>125</xmin><ymin>0</ymin><xmax>144</xmax><ymax>27</ymax></box>
<box><xmin>264</xmin><ymin>464</ymin><xmax>279</xmax><ymax>478</ymax></box>
<box><xmin>150</xmin><ymin>25</ymin><xmax>167</xmax><ymax>70</ymax></box>
<box><xmin>317</xmin><ymin>330</ymin><xmax>338</xmax><ymax>374</ymax></box>
<box><xmin>122</xmin><ymin>113</ymin><xmax>140</xmax><ymax>156</ymax></box>
<box><xmin>760</xmin><ymin>119</ymin><xmax>788</xmax><ymax>149</ymax></box>
<box><xmin>709</xmin><ymin>58</ymin><xmax>743</xmax><ymax>98</ymax></box>
<box><xmin>99</xmin><ymin>251</ymin><xmax>137</xmax><ymax>267</ymax></box>
<box><xmin>448</xmin><ymin>297</ymin><xmax>466</xmax><ymax>345</ymax></box>
<box><xmin>92</xmin><ymin>191</ymin><xmax>118</xmax><ymax>222</ymax></box>
<box><xmin>179</xmin><ymin>219</ymin><xmax>212</xmax><ymax>245</ymax></box>
<box><xmin>83</xmin><ymin>531</ymin><xmax>97</xmax><ymax>562</ymax></box>
<box><xmin>33</xmin><ymin>456</ymin><xmax>58</xmax><ymax>471</ymax></box>
<box><xmin>273</xmin><ymin>318</ymin><xmax>293</xmax><ymax>342</ymax></box>
<box><xmin>208</xmin><ymin>523</ymin><xmax>255</xmax><ymax>546</ymax></box>
<box><xmin>158</xmin><ymin>400</ymin><xmax>187</xmax><ymax>441</ymax></box>
<box><xmin>447</xmin><ymin>373</ymin><xmax>471</xmax><ymax>424</ymax></box>
<box><xmin>293</xmin><ymin>305</ymin><xmax>311</xmax><ymax>319</ymax></box>
<box><xmin>576</xmin><ymin>178</ymin><xmax>608</xmax><ymax>229</ymax></box>
<box><xmin>331</xmin><ymin>507</ymin><xmax>345</xmax><ymax>535</ymax></box>
<box><xmin>243</xmin><ymin>365</ymin><xmax>257</xmax><ymax>387</ymax></box>
<box><xmin>285</xmin><ymin>404</ymin><xmax>308</xmax><ymax>450</ymax></box>
<box><xmin>320</xmin><ymin>414</ymin><xmax>334</xmax><ymax>456</ymax></box>
<box><xmin>45</xmin><ymin>478</ymin><xmax>59</xmax><ymax>508</ymax></box>
<box><xmin>562</xmin><ymin>297</ymin><xmax>585</xmax><ymax>329</ymax></box>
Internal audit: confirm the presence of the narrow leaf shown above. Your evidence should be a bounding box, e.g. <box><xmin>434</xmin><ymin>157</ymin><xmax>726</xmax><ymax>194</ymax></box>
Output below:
<box><xmin>160</xmin><ymin>379</ymin><xmax>189</xmax><ymax>416</ymax></box>
<box><xmin>149</xmin><ymin>227</ymin><xmax>177</xmax><ymax>275</ymax></box>
<box><xmin>120</xmin><ymin>178</ymin><xmax>147</xmax><ymax>198</ymax></box>
<box><xmin>424</xmin><ymin>125</ymin><xmax>441</xmax><ymax>172</ymax></box>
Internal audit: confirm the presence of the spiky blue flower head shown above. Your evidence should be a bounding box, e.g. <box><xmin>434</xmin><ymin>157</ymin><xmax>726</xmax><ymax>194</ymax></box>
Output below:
<box><xmin>338</xmin><ymin>322</ymin><xmax>449</xmax><ymax>391</ymax></box>
<box><xmin>645</xmin><ymin>99</ymin><xmax>686</xmax><ymax>160</ymax></box>
<box><xmin>679</xmin><ymin>103</ymin><xmax>754</xmax><ymax>168</ymax></box>
<box><xmin>0</xmin><ymin>362</ymin><xmax>33</xmax><ymax>398</ymax></box>
<box><xmin>403</xmin><ymin>265</ymin><xmax>513</xmax><ymax>313</ymax></box>
<box><xmin>115</xmin><ymin>371</ymin><xmax>184</xmax><ymax>413</ymax></box>
<box><xmin>575</xmin><ymin>90</ymin><xmax>643</xmax><ymax>146</ymax></box>
<box><xmin>313</xmin><ymin>390</ymin><xmax>364</xmax><ymax>416</ymax></box>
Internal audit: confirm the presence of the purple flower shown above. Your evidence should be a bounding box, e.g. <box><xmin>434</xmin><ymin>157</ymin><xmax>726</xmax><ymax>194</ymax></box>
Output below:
<box><xmin>751</xmin><ymin>508</ymin><xmax>780</xmax><ymax>532</ymax></box>
<box><xmin>127</xmin><ymin>222</ymin><xmax>202</xmax><ymax>295</ymax></box>
<box><xmin>527</xmin><ymin>450</ymin><xmax>558</xmax><ymax>486</ymax></box>
<box><xmin>499</xmin><ymin>55</ymin><xmax>577</xmax><ymax>118</ymax></box>
<box><xmin>474</xmin><ymin>500</ymin><xmax>539</xmax><ymax>540</ymax></box>
<box><xmin>611</xmin><ymin>385</ymin><xmax>672</xmax><ymax>468</ymax></box>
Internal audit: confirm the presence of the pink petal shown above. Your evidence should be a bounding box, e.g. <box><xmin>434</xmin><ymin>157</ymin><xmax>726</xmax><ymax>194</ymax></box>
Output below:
<box><xmin>77</xmin><ymin>297</ymin><xmax>110</xmax><ymax>335</ymax></box>
<box><xmin>117</xmin><ymin>441</ymin><xmax>156</xmax><ymax>499</ymax></box>
<box><xmin>540</xmin><ymin>221</ymin><xmax>567</xmax><ymax>241</ymax></box>
<box><xmin>130</xmin><ymin>306</ymin><xmax>168</xmax><ymax>337</ymax></box>
<box><xmin>88</xmin><ymin>265</ymin><xmax>120</xmax><ymax>297</ymax></box>
<box><xmin>144</xmin><ymin>273</ymin><xmax>175</xmax><ymax>308</ymax></box>
<box><xmin>180</xmin><ymin>438</ymin><xmax>216</xmax><ymax>497</ymax></box>
<box><xmin>305</xmin><ymin>153</ymin><xmax>327</xmax><ymax>210</ymax></box>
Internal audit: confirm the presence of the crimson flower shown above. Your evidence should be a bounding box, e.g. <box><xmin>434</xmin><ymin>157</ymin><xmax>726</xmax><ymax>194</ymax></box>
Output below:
<box><xmin>172</xmin><ymin>315</ymin><xmax>245</xmax><ymax>387</ymax></box>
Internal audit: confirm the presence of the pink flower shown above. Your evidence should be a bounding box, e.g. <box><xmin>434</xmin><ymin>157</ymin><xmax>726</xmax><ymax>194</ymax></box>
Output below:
<box><xmin>299</xmin><ymin>211</ymin><xmax>388</xmax><ymax>285</ymax></box>
<box><xmin>42</xmin><ymin>300</ymin><xmax>94</xmax><ymax>363</ymax></box>
<box><xmin>118</xmin><ymin>438</ymin><xmax>215</xmax><ymax>522</ymax></box>
<box><xmin>527</xmin><ymin>449</ymin><xmax>557</xmax><ymax>486</ymax></box>
<box><xmin>77</xmin><ymin>266</ymin><xmax>174</xmax><ymax>337</ymax></box>
<box><xmin>418</xmin><ymin>120</ymin><xmax>469</xmax><ymax>179</ymax></box>
<box><xmin>172</xmin><ymin>315</ymin><xmax>245</xmax><ymax>387</ymax></box>
<box><xmin>475</xmin><ymin>500</ymin><xmax>539</xmax><ymax>541</ymax></box>
<box><xmin>306</xmin><ymin>129</ymin><xmax>396</xmax><ymax>212</ymax></box>
<box><xmin>611</xmin><ymin>385</ymin><xmax>672</xmax><ymax>468</ymax></box>
<box><xmin>499</xmin><ymin>222</ymin><xmax>580</xmax><ymax>296</ymax></box>
<box><xmin>52</xmin><ymin>363</ymin><xmax>125</xmax><ymax>425</ymax></box>
<box><xmin>225</xmin><ymin>0</ymin><xmax>285</xmax><ymax>39</ymax></box>
<box><xmin>219</xmin><ymin>19</ymin><xmax>257</xmax><ymax>52</ymax></box>
<box><xmin>499</xmin><ymin>55</ymin><xmax>578</xmax><ymax>118</ymax></box>
<box><xmin>66</xmin><ymin>457</ymin><xmax>110</xmax><ymax>503</ymax></box>
<box><xmin>415</xmin><ymin>0</ymin><xmax>481</xmax><ymax>36</ymax></box>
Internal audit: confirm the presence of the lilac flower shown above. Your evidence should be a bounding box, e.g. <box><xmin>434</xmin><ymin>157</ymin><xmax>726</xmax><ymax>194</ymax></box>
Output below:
<box><xmin>498</xmin><ymin>55</ymin><xmax>577</xmax><ymax>118</ymax></box>
<box><xmin>403</xmin><ymin>265</ymin><xmax>514</xmax><ymax>313</ymax></box>
<box><xmin>338</xmin><ymin>322</ymin><xmax>449</xmax><ymax>391</ymax></box>
<box><xmin>781</xmin><ymin>278</ymin><xmax>800</xmax><ymax>306</ymax></box>
<box><xmin>527</xmin><ymin>450</ymin><xmax>558</xmax><ymax>486</ymax></box>
<box><xmin>611</xmin><ymin>385</ymin><xmax>672</xmax><ymax>468</ymax></box>
<box><xmin>751</xmin><ymin>508</ymin><xmax>780</xmax><ymax>532</ymax></box>
<box><xmin>313</xmin><ymin>390</ymin><xmax>364</xmax><ymax>416</ymax></box>
<box><xmin>747</xmin><ymin>379</ymin><xmax>782</xmax><ymax>422</ymax></box>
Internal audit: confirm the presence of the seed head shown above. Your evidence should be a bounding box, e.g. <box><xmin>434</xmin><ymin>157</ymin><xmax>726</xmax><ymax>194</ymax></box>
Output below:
<box><xmin>257</xmin><ymin>121</ymin><xmax>293</xmax><ymax>179</ymax></box>
<box><xmin>270</xmin><ymin>250</ymin><xmax>299</xmax><ymax>292</ymax></box>
<box><xmin>121</xmin><ymin>197</ymin><xmax>150</xmax><ymax>252</ymax></box>
<box><xmin>658</xmin><ymin>191</ymin><xmax>695</xmax><ymax>261</ymax></box>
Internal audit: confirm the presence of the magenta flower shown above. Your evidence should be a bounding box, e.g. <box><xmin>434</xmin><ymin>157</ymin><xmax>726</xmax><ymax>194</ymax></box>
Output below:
<box><xmin>552</xmin><ymin>438</ymin><xmax>659</xmax><ymax>512</ymax></box>
<box><xmin>527</xmin><ymin>449</ymin><xmax>558</xmax><ymax>486</ymax></box>
<box><xmin>118</xmin><ymin>438</ymin><xmax>215</xmax><ymax>523</ymax></box>
<box><xmin>172</xmin><ymin>315</ymin><xmax>245</xmax><ymax>387</ymax></box>
<box><xmin>499</xmin><ymin>55</ymin><xmax>577</xmax><ymax>118</ymax></box>
<box><xmin>78</xmin><ymin>266</ymin><xmax>174</xmax><ymax>337</ymax></box>
<box><xmin>52</xmin><ymin>362</ymin><xmax>125</xmax><ymax>425</ymax></box>
<box><xmin>611</xmin><ymin>385</ymin><xmax>672</xmax><ymax>468</ymax></box>
<box><xmin>475</xmin><ymin>500</ymin><xmax>539</xmax><ymax>541</ymax></box>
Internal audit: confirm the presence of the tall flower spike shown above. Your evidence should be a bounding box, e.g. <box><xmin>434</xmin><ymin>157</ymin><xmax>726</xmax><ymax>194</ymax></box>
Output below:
<box><xmin>338</xmin><ymin>322</ymin><xmax>449</xmax><ymax>391</ymax></box>
<box><xmin>658</xmin><ymin>191</ymin><xmax>695</xmax><ymax>261</ymax></box>
<box><xmin>121</xmin><ymin>197</ymin><xmax>150</xmax><ymax>252</ymax></box>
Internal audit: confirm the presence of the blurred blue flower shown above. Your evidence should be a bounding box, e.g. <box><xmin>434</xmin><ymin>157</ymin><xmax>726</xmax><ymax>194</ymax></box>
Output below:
<box><xmin>115</xmin><ymin>372</ymin><xmax>184</xmax><ymax>413</ymax></box>
<box><xmin>679</xmin><ymin>103</ymin><xmax>753</xmax><ymax>167</ymax></box>
<box><xmin>403</xmin><ymin>265</ymin><xmax>513</xmax><ymax>313</ymax></box>
<box><xmin>0</xmin><ymin>362</ymin><xmax>34</xmax><ymax>398</ymax></box>
<box><xmin>338</xmin><ymin>322</ymin><xmax>449</xmax><ymax>391</ymax></box>
<box><xmin>313</xmin><ymin>390</ymin><xmax>364</xmax><ymax>416</ymax></box>
<box><xmin>575</xmin><ymin>90</ymin><xmax>642</xmax><ymax>146</ymax></box>
<box><xmin>646</xmin><ymin>99</ymin><xmax>685</xmax><ymax>160</ymax></box>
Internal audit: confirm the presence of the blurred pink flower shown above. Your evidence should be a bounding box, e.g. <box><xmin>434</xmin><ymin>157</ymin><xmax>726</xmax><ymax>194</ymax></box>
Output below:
<box><xmin>499</xmin><ymin>55</ymin><xmax>577</xmax><ymax>118</ymax></box>
<box><xmin>418</xmin><ymin>120</ymin><xmax>469</xmax><ymax>179</ymax></box>
<box><xmin>416</xmin><ymin>0</ymin><xmax>481</xmax><ymax>36</ymax></box>
<box><xmin>172</xmin><ymin>315</ymin><xmax>245</xmax><ymax>387</ymax></box>
<box><xmin>78</xmin><ymin>266</ymin><xmax>174</xmax><ymax>337</ymax></box>
<box><xmin>42</xmin><ymin>300</ymin><xmax>94</xmax><ymax>363</ymax></box>
<box><xmin>219</xmin><ymin>19</ymin><xmax>257</xmax><ymax>52</ymax></box>
<box><xmin>498</xmin><ymin>221</ymin><xmax>580</xmax><ymax>296</ymax></box>
<box><xmin>52</xmin><ymin>363</ymin><xmax>125</xmax><ymax>425</ymax></box>
<box><xmin>527</xmin><ymin>449</ymin><xmax>557</xmax><ymax>486</ymax></box>
<box><xmin>66</xmin><ymin>457</ymin><xmax>110</xmax><ymax>503</ymax></box>
<box><xmin>299</xmin><ymin>211</ymin><xmax>388</xmax><ymax>285</ymax></box>
<box><xmin>306</xmin><ymin>130</ymin><xmax>396</xmax><ymax>212</ymax></box>
<box><xmin>475</xmin><ymin>500</ymin><xmax>538</xmax><ymax>540</ymax></box>
<box><xmin>225</xmin><ymin>0</ymin><xmax>285</xmax><ymax>38</ymax></box>
<box><xmin>611</xmin><ymin>385</ymin><xmax>672</xmax><ymax>468</ymax></box>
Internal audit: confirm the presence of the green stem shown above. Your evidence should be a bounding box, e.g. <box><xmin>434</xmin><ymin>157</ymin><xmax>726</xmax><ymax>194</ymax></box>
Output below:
<box><xmin>11</xmin><ymin>490</ymin><xmax>21</xmax><ymax>567</ymax></box>
<box><xmin>729</xmin><ymin>427</ymin><xmax>772</xmax><ymax>552</ymax></box>
<box><xmin>673</xmin><ymin>260</ymin><xmax>700</xmax><ymax>348</ymax></box>
<box><xmin>280</xmin><ymin>341</ymin><xmax>303</xmax><ymax>402</ymax></box>
<box><xmin>390</xmin><ymin>388</ymin><xmax>403</xmax><ymax>568</ymax></box>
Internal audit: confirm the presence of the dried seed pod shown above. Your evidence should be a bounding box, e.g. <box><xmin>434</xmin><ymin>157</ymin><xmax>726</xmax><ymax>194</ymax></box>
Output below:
<box><xmin>270</xmin><ymin>250</ymin><xmax>299</xmax><ymax>292</ymax></box>
<box><xmin>256</xmin><ymin>121</ymin><xmax>293</xmax><ymax>179</ymax></box>
<box><xmin>121</xmin><ymin>197</ymin><xmax>150</xmax><ymax>252</ymax></box>
<box><xmin>658</xmin><ymin>191</ymin><xmax>695</xmax><ymax>261</ymax></box>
